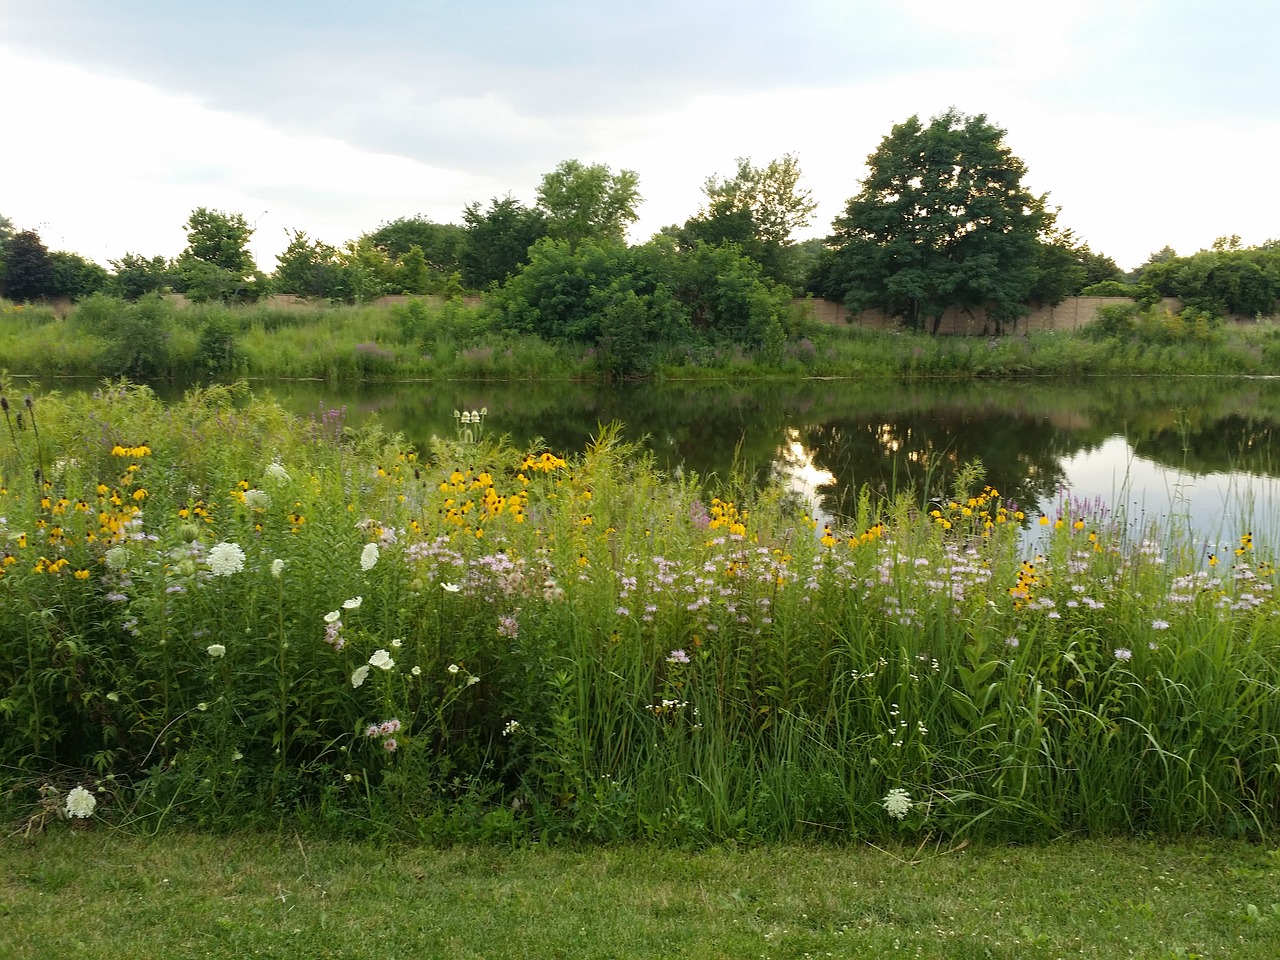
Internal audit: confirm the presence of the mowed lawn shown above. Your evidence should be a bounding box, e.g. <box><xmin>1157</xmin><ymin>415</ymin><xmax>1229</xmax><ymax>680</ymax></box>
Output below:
<box><xmin>2</xmin><ymin>831</ymin><xmax>1278</xmax><ymax>959</ymax></box>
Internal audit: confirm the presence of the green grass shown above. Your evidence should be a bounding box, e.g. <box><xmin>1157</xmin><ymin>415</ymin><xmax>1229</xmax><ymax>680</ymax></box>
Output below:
<box><xmin>3</xmin><ymin>295</ymin><xmax>1279</xmax><ymax>381</ymax></box>
<box><xmin>3</xmin><ymin>831</ymin><xmax>1278</xmax><ymax>959</ymax></box>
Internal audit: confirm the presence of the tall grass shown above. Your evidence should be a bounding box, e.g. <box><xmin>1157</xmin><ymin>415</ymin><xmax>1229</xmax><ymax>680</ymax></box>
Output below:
<box><xmin>1</xmin><ymin>382</ymin><xmax>1278</xmax><ymax>842</ymax></box>
<box><xmin>3</xmin><ymin>295</ymin><xmax>1279</xmax><ymax>381</ymax></box>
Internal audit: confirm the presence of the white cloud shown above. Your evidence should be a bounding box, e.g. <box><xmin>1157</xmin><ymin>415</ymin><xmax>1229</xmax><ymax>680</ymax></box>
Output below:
<box><xmin>2</xmin><ymin>0</ymin><xmax>1278</xmax><ymax>275</ymax></box>
<box><xmin>0</xmin><ymin>48</ymin><xmax>492</xmax><ymax>267</ymax></box>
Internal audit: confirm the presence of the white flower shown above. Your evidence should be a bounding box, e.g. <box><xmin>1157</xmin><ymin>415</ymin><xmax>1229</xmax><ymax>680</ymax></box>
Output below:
<box><xmin>343</xmin><ymin>596</ymin><xmax>363</xmax><ymax>610</ymax></box>
<box><xmin>324</xmin><ymin>610</ymin><xmax>341</xmax><ymax>624</ymax></box>
<box><xmin>467</xmin><ymin>675</ymin><xmax>480</xmax><ymax>686</ymax></box>
<box><xmin>206</xmin><ymin>644</ymin><xmax>226</xmax><ymax>658</ymax></box>
<box><xmin>207</xmin><ymin>541</ymin><xmax>246</xmax><ymax>577</ymax></box>
<box><xmin>882</xmin><ymin>788</ymin><xmax>913</xmax><ymax>820</ymax></box>
<box><xmin>243</xmin><ymin>488</ymin><xmax>271</xmax><ymax>510</ymax></box>
<box><xmin>441</xmin><ymin>582</ymin><xmax>461</xmax><ymax>593</ymax></box>
<box><xmin>411</xmin><ymin>665</ymin><xmax>422</xmax><ymax>676</ymax></box>
<box><xmin>368</xmin><ymin>649</ymin><xmax>395</xmax><ymax>671</ymax></box>
<box><xmin>503</xmin><ymin>720</ymin><xmax>521</xmax><ymax>736</ymax></box>
<box><xmin>360</xmin><ymin>542</ymin><xmax>380</xmax><ymax>571</ymax></box>
<box><xmin>447</xmin><ymin>663</ymin><xmax>460</xmax><ymax>674</ymax></box>
<box><xmin>391</xmin><ymin>637</ymin><xmax>403</xmax><ymax>648</ymax></box>
<box><xmin>1114</xmin><ymin>647</ymin><xmax>1133</xmax><ymax>661</ymax></box>
<box><xmin>265</xmin><ymin>461</ymin><xmax>291</xmax><ymax>484</ymax></box>
<box><xmin>104</xmin><ymin>546</ymin><xmax>129</xmax><ymax>571</ymax></box>
<box><xmin>350</xmin><ymin>665</ymin><xmax>371</xmax><ymax>688</ymax></box>
<box><xmin>271</xmin><ymin>558</ymin><xmax>285</xmax><ymax>578</ymax></box>
<box><xmin>65</xmin><ymin>785</ymin><xmax>97</xmax><ymax>819</ymax></box>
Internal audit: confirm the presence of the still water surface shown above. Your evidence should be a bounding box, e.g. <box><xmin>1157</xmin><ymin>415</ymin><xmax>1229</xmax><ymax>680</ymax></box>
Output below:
<box><xmin>32</xmin><ymin>375</ymin><xmax>1280</xmax><ymax>551</ymax></box>
<box><xmin>251</xmin><ymin>376</ymin><xmax>1280</xmax><ymax>551</ymax></box>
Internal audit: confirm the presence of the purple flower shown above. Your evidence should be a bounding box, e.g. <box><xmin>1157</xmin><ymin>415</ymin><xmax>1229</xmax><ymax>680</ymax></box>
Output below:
<box><xmin>667</xmin><ymin>649</ymin><xmax>690</xmax><ymax>664</ymax></box>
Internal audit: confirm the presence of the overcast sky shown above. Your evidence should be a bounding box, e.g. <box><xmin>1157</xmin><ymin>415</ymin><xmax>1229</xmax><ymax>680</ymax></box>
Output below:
<box><xmin>1</xmin><ymin>1</ymin><xmax>1276</xmax><ymax>272</ymax></box>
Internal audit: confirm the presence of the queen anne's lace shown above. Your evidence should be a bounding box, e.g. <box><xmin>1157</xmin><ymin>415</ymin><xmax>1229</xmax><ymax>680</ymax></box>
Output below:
<box><xmin>208</xmin><ymin>542</ymin><xmax>246</xmax><ymax>577</ymax></box>
<box><xmin>882</xmin><ymin>788</ymin><xmax>913</xmax><ymax>820</ymax></box>
<box><xmin>65</xmin><ymin>785</ymin><xmax>97</xmax><ymax>819</ymax></box>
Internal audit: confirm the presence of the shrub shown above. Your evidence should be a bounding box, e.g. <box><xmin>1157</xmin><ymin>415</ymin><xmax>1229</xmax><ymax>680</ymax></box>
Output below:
<box><xmin>1079</xmin><ymin>280</ymin><xmax>1135</xmax><ymax>298</ymax></box>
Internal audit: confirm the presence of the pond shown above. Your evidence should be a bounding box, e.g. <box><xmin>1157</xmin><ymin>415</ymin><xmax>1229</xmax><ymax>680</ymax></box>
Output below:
<box><xmin>26</xmin><ymin>375</ymin><xmax>1280</xmax><ymax>550</ymax></box>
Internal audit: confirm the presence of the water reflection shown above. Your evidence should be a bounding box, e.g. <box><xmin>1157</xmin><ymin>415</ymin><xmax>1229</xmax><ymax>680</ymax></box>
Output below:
<box><xmin>25</xmin><ymin>375</ymin><xmax>1280</xmax><ymax>541</ymax></box>
<box><xmin>771</xmin><ymin>428</ymin><xmax>837</xmax><ymax>520</ymax></box>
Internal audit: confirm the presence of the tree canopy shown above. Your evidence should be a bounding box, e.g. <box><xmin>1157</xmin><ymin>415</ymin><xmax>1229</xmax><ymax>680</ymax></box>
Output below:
<box><xmin>175</xmin><ymin>208</ymin><xmax>261</xmax><ymax>302</ymax></box>
<box><xmin>460</xmin><ymin>196</ymin><xmax>549</xmax><ymax>289</ymax></box>
<box><xmin>536</xmin><ymin>160</ymin><xmax>641</xmax><ymax>249</ymax></box>
<box><xmin>680</xmin><ymin>154</ymin><xmax>817</xmax><ymax>290</ymax></box>
<box><xmin>818</xmin><ymin>110</ymin><xmax>1048</xmax><ymax>333</ymax></box>
<box><xmin>364</xmin><ymin>217</ymin><xmax>467</xmax><ymax>274</ymax></box>
<box><xmin>1134</xmin><ymin>240</ymin><xmax>1280</xmax><ymax>317</ymax></box>
<box><xmin>109</xmin><ymin>253</ymin><xmax>172</xmax><ymax>301</ymax></box>
<box><xmin>0</xmin><ymin>230</ymin><xmax>55</xmax><ymax>303</ymax></box>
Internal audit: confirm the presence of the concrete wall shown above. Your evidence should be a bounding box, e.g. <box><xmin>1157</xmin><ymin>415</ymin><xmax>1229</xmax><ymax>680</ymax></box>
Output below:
<box><xmin>795</xmin><ymin>296</ymin><xmax>1202</xmax><ymax>334</ymax></box>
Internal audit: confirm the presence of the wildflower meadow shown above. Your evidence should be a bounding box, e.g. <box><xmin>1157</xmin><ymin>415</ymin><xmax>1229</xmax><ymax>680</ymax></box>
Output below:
<box><xmin>2</xmin><ymin>380</ymin><xmax>1278</xmax><ymax>843</ymax></box>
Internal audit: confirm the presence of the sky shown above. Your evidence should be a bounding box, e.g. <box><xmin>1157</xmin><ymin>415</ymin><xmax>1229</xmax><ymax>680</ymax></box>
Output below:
<box><xmin>1</xmin><ymin>0</ymin><xmax>1277</xmax><ymax>273</ymax></box>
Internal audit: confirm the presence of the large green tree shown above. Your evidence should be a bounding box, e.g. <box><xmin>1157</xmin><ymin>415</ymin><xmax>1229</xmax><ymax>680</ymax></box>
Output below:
<box><xmin>0</xmin><ymin>230</ymin><xmax>55</xmax><ymax>303</ymax></box>
<box><xmin>48</xmin><ymin>251</ymin><xmax>109</xmax><ymax>301</ymax></box>
<box><xmin>175</xmin><ymin>208</ymin><xmax>262</xmax><ymax>302</ymax></box>
<box><xmin>1028</xmin><ymin>226</ymin><xmax>1123</xmax><ymax>307</ymax></box>
<box><xmin>109</xmin><ymin>253</ymin><xmax>172</xmax><ymax>301</ymax></box>
<box><xmin>819</xmin><ymin>110</ymin><xmax>1048</xmax><ymax>333</ymax></box>
<box><xmin>682</xmin><ymin>154</ymin><xmax>817</xmax><ymax>289</ymax></box>
<box><xmin>460</xmin><ymin>196</ymin><xmax>549</xmax><ymax>288</ymax></box>
<box><xmin>535</xmin><ymin>160</ymin><xmax>641</xmax><ymax>249</ymax></box>
<box><xmin>274</xmin><ymin>230</ymin><xmax>344</xmax><ymax>299</ymax></box>
<box><xmin>364</xmin><ymin>217</ymin><xmax>466</xmax><ymax>274</ymax></box>
<box><xmin>1135</xmin><ymin>240</ymin><xmax>1280</xmax><ymax>317</ymax></box>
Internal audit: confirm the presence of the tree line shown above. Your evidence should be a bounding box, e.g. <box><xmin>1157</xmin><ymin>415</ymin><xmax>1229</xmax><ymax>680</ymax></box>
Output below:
<box><xmin>3</xmin><ymin>111</ymin><xmax>1278</xmax><ymax>341</ymax></box>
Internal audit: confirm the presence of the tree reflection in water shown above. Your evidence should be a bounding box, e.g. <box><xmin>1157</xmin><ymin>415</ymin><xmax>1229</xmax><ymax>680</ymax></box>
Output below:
<box><xmin>47</xmin><ymin>374</ymin><xmax>1280</xmax><ymax>538</ymax></box>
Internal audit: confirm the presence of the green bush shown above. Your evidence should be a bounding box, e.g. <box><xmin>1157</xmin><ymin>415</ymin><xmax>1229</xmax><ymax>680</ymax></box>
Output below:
<box><xmin>1079</xmin><ymin>280</ymin><xmax>1135</xmax><ymax>298</ymax></box>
